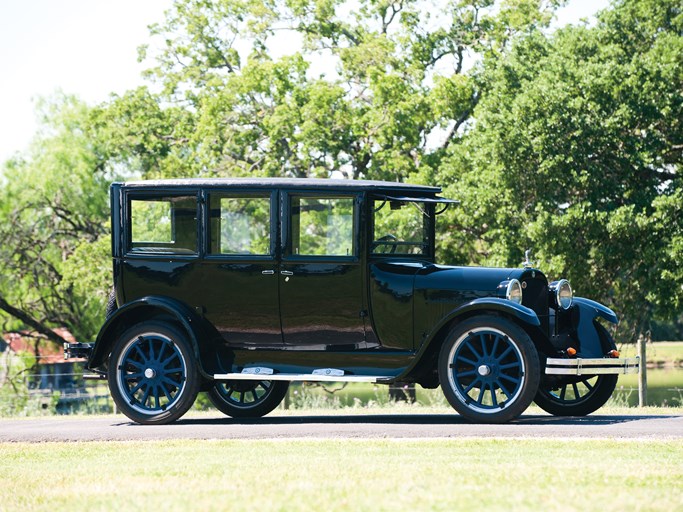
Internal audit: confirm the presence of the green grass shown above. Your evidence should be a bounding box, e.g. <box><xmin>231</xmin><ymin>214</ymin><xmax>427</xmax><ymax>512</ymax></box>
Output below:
<box><xmin>618</xmin><ymin>341</ymin><xmax>683</xmax><ymax>366</ymax></box>
<box><xmin>1</xmin><ymin>439</ymin><xmax>681</xmax><ymax>511</ymax></box>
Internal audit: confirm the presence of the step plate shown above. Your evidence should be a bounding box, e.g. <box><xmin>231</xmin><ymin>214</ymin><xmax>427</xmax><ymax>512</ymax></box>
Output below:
<box><xmin>213</xmin><ymin>373</ymin><xmax>391</xmax><ymax>383</ymax></box>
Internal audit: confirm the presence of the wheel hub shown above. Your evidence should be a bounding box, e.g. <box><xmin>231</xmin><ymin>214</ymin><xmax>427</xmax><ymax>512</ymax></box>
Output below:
<box><xmin>477</xmin><ymin>364</ymin><xmax>491</xmax><ymax>376</ymax></box>
<box><xmin>144</xmin><ymin>368</ymin><xmax>156</xmax><ymax>379</ymax></box>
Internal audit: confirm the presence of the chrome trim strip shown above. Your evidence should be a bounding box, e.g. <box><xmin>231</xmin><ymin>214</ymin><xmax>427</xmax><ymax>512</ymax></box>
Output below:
<box><xmin>545</xmin><ymin>357</ymin><xmax>639</xmax><ymax>375</ymax></box>
<box><xmin>213</xmin><ymin>373</ymin><xmax>388</xmax><ymax>383</ymax></box>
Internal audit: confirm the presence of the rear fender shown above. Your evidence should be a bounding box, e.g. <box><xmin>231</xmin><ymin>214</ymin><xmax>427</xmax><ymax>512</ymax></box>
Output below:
<box><xmin>88</xmin><ymin>296</ymin><xmax>221</xmax><ymax>379</ymax></box>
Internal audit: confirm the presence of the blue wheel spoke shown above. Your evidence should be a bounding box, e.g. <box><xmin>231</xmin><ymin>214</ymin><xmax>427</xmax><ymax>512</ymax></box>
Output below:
<box><xmin>129</xmin><ymin>381</ymin><xmax>144</xmax><ymax>395</ymax></box>
<box><xmin>572</xmin><ymin>382</ymin><xmax>580</xmax><ymax>399</ymax></box>
<box><xmin>140</xmin><ymin>385</ymin><xmax>151</xmax><ymax>407</ymax></box>
<box><xmin>479</xmin><ymin>334</ymin><xmax>488</xmax><ymax>357</ymax></box>
<box><xmin>462</xmin><ymin>377</ymin><xmax>481</xmax><ymax>395</ymax></box>
<box><xmin>161</xmin><ymin>384</ymin><xmax>173</xmax><ymax>402</ymax></box>
<box><xmin>126</xmin><ymin>360</ymin><xmax>146</xmax><ymax>370</ymax></box>
<box><xmin>497</xmin><ymin>345</ymin><xmax>513</xmax><ymax>361</ymax></box>
<box><xmin>490</xmin><ymin>335</ymin><xmax>500</xmax><ymax>358</ymax></box>
<box><xmin>161</xmin><ymin>353</ymin><xmax>178</xmax><ymax>367</ymax></box>
<box><xmin>124</xmin><ymin>372</ymin><xmax>144</xmax><ymax>380</ymax></box>
<box><xmin>476</xmin><ymin>383</ymin><xmax>486</xmax><ymax>404</ymax></box>
<box><xmin>134</xmin><ymin>344</ymin><xmax>148</xmax><ymax>363</ymax></box>
<box><xmin>161</xmin><ymin>376</ymin><xmax>182</xmax><ymax>388</ymax></box>
<box><xmin>457</xmin><ymin>369</ymin><xmax>477</xmax><ymax>378</ymax></box>
<box><xmin>581</xmin><ymin>379</ymin><xmax>594</xmax><ymax>392</ymax></box>
<box><xmin>559</xmin><ymin>385</ymin><xmax>567</xmax><ymax>400</ymax></box>
<box><xmin>154</xmin><ymin>386</ymin><xmax>161</xmax><ymax>409</ymax></box>
<box><xmin>156</xmin><ymin>342</ymin><xmax>168</xmax><ymax>362</ymax></box>
<box><xmin>164</xmin><ymin>366</ymin><xmax>184</xmax><ymax>373</ymax></box>
<box><xmin>499</xmin><ymin>361</ymin><xmax>521</xmax><ymax>370</ymax></box>
<box><xmin>499</xmin><ymin>373</ymin><xmax>521</xmax><ymax>384</ymax></box>
<box><xmin>465</xmin><ymin>340</ymin><xmax>482</xmax><ymax>359</ymax></box>
<box><xmin>498</xmin><ymin>381</ymin><xmax>512</xmax><ymax>400</ymax></box>
<box><xmin>490</xmin><ymin>385</ymin><xmax>498</xmax><ymax>407</ymax></box>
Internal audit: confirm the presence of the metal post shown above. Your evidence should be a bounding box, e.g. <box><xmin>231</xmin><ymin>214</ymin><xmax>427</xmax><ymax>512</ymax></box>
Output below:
<box><xmin>638</xmin><ymin>334</ymin><xmax>647</xmax><ymax>407</ymax></box>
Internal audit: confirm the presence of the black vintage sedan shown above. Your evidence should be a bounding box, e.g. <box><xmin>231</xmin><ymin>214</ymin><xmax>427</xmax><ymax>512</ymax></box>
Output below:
<box><xmin>65</xmin><ymin>178</ymin><xmax>638</xmax><ymax>424</ymax></box>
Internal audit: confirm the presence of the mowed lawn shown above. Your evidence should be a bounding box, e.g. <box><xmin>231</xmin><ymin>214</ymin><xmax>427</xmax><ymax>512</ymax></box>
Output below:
<box><xmin>1</xmin><ymin>439</ymin><xmax>681</xmax><ymax>511</ymax></box>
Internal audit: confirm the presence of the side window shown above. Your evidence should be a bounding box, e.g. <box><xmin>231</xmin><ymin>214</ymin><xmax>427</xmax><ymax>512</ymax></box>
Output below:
<box><xmin>129</xmin><ymin>195</ymin><xmax>197</xmax><ymax>254</ymax></box>
<box><xmin>209</xmin><ymin>195</ymin><xmax>271</xmax><ymax>255</ymax></box>
<box><xmin>290</xmin><ymin>196</ymin><xmax>355</xmax><ymax>257</ymax></box>
<box><xmin>372</xmin><ymin>200</ymin><xmax>430</xmax><ymax>255</ymax></box>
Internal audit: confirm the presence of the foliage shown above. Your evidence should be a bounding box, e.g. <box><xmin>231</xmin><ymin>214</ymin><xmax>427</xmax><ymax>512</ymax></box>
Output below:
<box><xmin>118</xmin><ymin>0</ymin><xmax>560</xmax><ymax>180</ymax></box>
<box><xmin>0</xmin><ymin>96</ymin><xmax>114</xmax><ymax>344</ymax></box>
<box><xmin>438</xmin><ymin>0</ymin><xmax>683</xmax><ymax>340</ymax></box>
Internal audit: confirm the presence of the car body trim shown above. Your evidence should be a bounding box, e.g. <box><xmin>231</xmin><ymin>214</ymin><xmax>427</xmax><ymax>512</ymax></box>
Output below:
<box><xmin>214</xmin><ymin>373</ymin><xmax>393</xmax><ymax>383</ymax></box>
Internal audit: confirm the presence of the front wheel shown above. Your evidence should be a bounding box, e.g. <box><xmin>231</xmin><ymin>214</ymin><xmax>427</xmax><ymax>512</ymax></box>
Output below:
<box><xmin>438</xmin><ymin>315</ymin><xmax>540</xmax><ymax>423</ymax></box>
<box><xmin>108</xmin><ymin>322</ymin><xmax>200</xmax><ymax>425</ymax></box>
<box><xmin>207</xmin><ymin>380</ymin><xmax>289</xmax><ymax>418</ymax></box>
<box><xmin>534</xmin><ymin>374</ymin><xmax>618</xmax><ymax>416</ymax></box>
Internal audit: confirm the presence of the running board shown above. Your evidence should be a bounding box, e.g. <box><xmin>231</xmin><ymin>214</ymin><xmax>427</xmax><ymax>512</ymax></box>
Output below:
<box><xmin>213</xmin><ymin>369</ymin><xmax>393</xmax><ymax>383</ymax></box>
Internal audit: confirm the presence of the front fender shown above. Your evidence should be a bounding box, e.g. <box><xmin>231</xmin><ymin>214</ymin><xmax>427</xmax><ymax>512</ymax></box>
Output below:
<box><xmin>571</xmin><ymin>297</ymin><xmax>618</xmax><ymax>358</ymax></box>
<box><xmin>423</xmin><ymin>298</ymin><xmax>540</xmax><ymax>347</ymax></box>
<box><xmin>88</xmin><ymin>295</ymin><xmax>215</xmax><ymax>379</ymax></box>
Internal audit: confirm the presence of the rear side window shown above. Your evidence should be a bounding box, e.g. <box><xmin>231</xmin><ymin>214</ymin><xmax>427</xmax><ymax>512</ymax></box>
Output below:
<box><xmin>209</xmin><ymin>195</ymin><xmax>271</xmax><ymax>256</ymax></box>
<box><xmin>128</xmin><ymin>195</ymin><xmax>198</xmax><ymax>254</ymax></box>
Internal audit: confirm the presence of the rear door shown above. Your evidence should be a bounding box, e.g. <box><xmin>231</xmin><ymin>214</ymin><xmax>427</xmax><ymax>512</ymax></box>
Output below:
<box><xmin>199</xmin><ymin>189</ymin><xmax>283</xmax><ymax>346</ymax></box>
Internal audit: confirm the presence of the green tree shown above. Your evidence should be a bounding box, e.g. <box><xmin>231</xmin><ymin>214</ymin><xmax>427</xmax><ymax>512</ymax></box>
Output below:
<box><xmin>439</xmin><ymin>0</ymin><xmax>683</xmax><ymax>340</ymax></box>
<box><xmin>114</xmin><ymin>0</ymin><xmax>561</xmax><ymax>180</ymax></box>
<box><xmin>0</xmin><ymin>96</ymin><xmax>113</xmax><ymax>346</ymax></box>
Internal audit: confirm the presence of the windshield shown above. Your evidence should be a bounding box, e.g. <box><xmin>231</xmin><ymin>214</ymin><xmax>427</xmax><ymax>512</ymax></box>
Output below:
<box><xmin>372</xmin><ymin>199</ymin><xmax>431</xmax><ymax>256</ymax></box>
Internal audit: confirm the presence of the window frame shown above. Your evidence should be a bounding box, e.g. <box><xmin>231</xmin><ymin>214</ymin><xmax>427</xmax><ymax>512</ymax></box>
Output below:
<box><xmin>281</xmin><ymin>191</ymin><xmax>360</xmax><ymax>262</ymax></box>
<box><xmin>123</xmin><ymin>190</ymin><xmax>201</xmax><ymax>259</ymax></box>
<box><xmin>203</xmin><ymin>189</ymin><xmax>278</xmax><ymax>261</ymax></box>
<box><xmin>369</xmin><ymin>196</ymin><xmax>436</xmax><ymax>260</ymax></box>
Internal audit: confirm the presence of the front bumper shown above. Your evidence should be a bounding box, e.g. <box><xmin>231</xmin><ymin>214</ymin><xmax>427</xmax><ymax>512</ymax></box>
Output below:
<box><xmin>545</xmin><ymin>357</ymin><xmax>639</xmax><ymax>376</ymax></box>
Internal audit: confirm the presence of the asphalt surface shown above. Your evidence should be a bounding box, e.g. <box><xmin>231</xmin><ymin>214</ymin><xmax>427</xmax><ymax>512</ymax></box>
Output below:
<box><xmin>1</xmin><ymin>413</ymin><xmax>681</xmax><ymax>442</ymax></box>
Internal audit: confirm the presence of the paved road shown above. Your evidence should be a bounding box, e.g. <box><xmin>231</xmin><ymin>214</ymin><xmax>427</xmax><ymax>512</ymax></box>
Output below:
<box><xmin>1</xmin><ymin>413</ymin><xmax>681</xmax><ymax>442</ymax></box>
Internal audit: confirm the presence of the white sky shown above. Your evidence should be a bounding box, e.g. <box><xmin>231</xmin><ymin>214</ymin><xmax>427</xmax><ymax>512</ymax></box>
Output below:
<box><xmin>0</xmin><ymin>0</ymin><xmax>610</xmax><ymax>165</ymax></box>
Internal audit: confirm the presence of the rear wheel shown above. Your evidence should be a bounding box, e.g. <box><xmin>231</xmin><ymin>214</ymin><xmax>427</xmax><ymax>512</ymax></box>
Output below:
<box><xmin>208</xmin><ymin>380</ymin><xmax>289</xmax><ymax>418</ymax></box>
<box><xmin>438</xmin><ymin>315</ymin><xmax>540</xmax><ymax>423</ymax></box>
<box><xmin>108</xmin><ymin>322</ymin><xmax>200</xmax><ymax>425</ymax></box>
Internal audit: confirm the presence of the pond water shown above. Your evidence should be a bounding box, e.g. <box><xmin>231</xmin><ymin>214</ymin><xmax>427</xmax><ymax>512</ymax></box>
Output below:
<box><xmin>613</xmin><ymin>368</ymin><xmax>683</xmax><ymax>407</ymax></box>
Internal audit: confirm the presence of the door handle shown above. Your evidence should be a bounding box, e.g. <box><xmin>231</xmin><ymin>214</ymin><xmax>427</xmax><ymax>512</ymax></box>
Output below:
<box><xmin>262</xmin><ymin>270</ymin><xmax>275</xmax><ymax>275</ymax></box>
<box><xmin>280</xmin><ymin>271</ymin><xmax>294</xmax><ymax>276</ymax></box>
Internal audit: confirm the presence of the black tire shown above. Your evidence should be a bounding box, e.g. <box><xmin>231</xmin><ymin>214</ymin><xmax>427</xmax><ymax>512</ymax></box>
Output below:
<box><xmin>107</xmin><ymin>321</ymin><xmax>200</xmax><ymax>425</ymax></box>
<box><xmin>534</xmin><ymin>374</ymin><xmax>618</xmax><ymax>416</ymax></box>
<box><xmin>207</xmin><ymin>380</ymin><xmax>289</xmax><ymax>418</ymax></box>
<box><xmin>438</xmin><ymin>315</ymin><xmax>540</xmax><ymax>423</ymax></box>
<box><xmin>105</xmin><ymin>288</ymin><xmax>117</xmax><ymax>318</ymax></box>
<box><xmin>535</xmin><ymin>324</ymin><xmax>618</xmax><ymax>416</ymax></box>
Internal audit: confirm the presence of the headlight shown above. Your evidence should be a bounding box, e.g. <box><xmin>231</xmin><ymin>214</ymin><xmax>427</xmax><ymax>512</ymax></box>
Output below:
<box><xmin>504</xmin><ymin>279</ymin><xmax>523</xmax><ymax>305</ymax></box>
<box><xmin>549</xmin><ymin>279</ymin><xmax>573</xmax><ymax>310</ymax></box>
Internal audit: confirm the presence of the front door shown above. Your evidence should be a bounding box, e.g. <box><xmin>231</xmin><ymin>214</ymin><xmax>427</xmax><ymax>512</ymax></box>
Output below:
<box><xmin>279</xmin><ymin>193</ymin><xmax>365</xmax><ymax>348</ymax></box>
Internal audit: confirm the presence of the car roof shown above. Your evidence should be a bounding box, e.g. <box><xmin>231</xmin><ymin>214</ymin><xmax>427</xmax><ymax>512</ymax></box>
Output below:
<box><xmin>116</xmin><ymin>178</ymin><xmax>443</xmax><ymax>196</ymax></box>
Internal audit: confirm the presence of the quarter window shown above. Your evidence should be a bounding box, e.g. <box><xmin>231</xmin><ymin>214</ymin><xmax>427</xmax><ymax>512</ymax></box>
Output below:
<box><xmin>129</xmin><ymin>196</ymin><xmax>197</xmax><ymax>254</ymax></box>
<box><xmin>290</xmin><ymin>197</ymin><xmax>355</xmax><ymax>257</ymax></box>
<box><xmin>209</xmin><ymin>195</ymin><xmax>271</xmax><ymax>255</ymax></box>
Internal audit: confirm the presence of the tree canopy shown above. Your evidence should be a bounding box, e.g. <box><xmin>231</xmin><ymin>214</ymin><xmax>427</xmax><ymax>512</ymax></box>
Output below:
<box><xmin>439</xmin><ymin>0</ymin><xmax>682</xmax><ymax>338</ymax></box>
